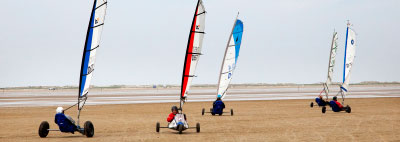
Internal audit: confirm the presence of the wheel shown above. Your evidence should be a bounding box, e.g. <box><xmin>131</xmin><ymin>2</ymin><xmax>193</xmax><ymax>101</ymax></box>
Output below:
<box><xmin>231</xmin><ymin>109</ymin><xmax>234</xmax><ymax>116</ymax></box>
<box><xmin>202</xmin><ymin>108</ymin><xmax>205</xmax><ymax>115</ymax></box>
<box><xmin>156</xmin><ymin>122</ymin><xmax>160</xmax><ymax>132</ymax></box>
<box><xmin>38</xmin><ymin>121</ymin><xmax>49</xmax><ymax>138</ymax></box>
<box><xmin>84</xmin><ymin>121</ymin><xmax>94</xmax><ymax>137</ymax></box>
<box><xmin>322</xmin><ymin>106</ymin><xmax>326</xmax><ymax>113</ymax></box>
<box><xmin>196</xmin><ymin>123</ymin><xmax>200</xmax><ymax>133</ymax></box>
<box><xmin>310</xmin><ymin>102</ymin><xmax>314</xmax><ymax>107</ymax></box>
<box><xmin>178</xmin><ymin>124</ymin><xmax>183</xmax><ymax>134</ymax></box>
<box><xmin>346</xmin><ymin>105</ymin><xmax>351</xmax><ymax>113</ymax></box>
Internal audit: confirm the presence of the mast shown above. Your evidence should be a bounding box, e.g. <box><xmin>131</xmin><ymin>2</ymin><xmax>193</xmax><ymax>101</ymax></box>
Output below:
<box><xmin>77</xmin><ymin>0</ymin><xmax>108</xmax><ymax>126</ymax></box>
<box><xmin>339</xmin><ymin>20</ymin><xmax>356</xmax><ymax>104</ymax></box>
<box><xmin>179</xmin><ymin>0</ymin><xmax>205</xmax><ymax>110</ymax></box>
<box><xmin>322</xmin><ymin>31</ymin><xmax>338</xmax><ymax>99</ymax></box>
<box><xmin>216</xmin><ymin>13</ymin><xmax>239</xmax><ymax>98</ymax></box>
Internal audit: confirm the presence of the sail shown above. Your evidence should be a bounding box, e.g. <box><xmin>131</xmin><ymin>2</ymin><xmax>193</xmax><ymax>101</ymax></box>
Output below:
<box><xmin>78</xmin><ymin>0</ymin><xmax>108</xmax><ymax>109</ymax></box>
<box><xmin>180</xmin><ymin>0</ymin><xmax>206</xmax><ymax>102</ymax></box>
<box><xmin>217</xmin><ymin>18</ymin><xmax>244</xmax><ymax>99</ymax></box>
<box><xmin>323</xmin><ymin>31</ymin><xmax>338</xmax><ymax>95</ymax></box>
<box><xmin>340</xmin><ymin>23</ymin><xmax>356</xmax><ymax>94</ymax></box>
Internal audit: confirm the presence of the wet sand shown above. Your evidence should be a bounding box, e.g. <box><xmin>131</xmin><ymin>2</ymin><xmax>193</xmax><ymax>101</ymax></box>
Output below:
<box><xmin>1</xmin><ymin>98</ymin><xmax>399</xmax><ymax>141</ymax></box>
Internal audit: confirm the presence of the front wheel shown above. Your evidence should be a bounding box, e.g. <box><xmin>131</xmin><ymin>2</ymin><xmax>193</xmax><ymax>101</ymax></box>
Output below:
<box><xmin>322</xmin><ymin>106</ymin><xmax>326</xmax><ymax>113</ymax></box>
<box><xmin>346</xmin><ymin>105</ymin><xmax>351</xmax><ymax>113</ymax></box>
<box><xmin>38</xmin><ymin>121</ymin><xmax>49</xmax><ymax>138</ymax></box>
<box><xmin>196</xmin><ymin>123</ymin><xmax>200</xmax><ymax>133</ymax></box>
<box><xmin>310</xmin><ymin>102</ymin><xmax>314</xmax><ymax>107</ymax></box>
<box><xmin>84</xmin><ymin>121</ymin><xmax>94</xmax><ymax>137</ymax></box>
<box><xmin>178</xmin><ymin>124</ymin><xmax>183</xmax><ymax>134</ymax></box>
<box><xmin>231</xmin><ymin>109</ymin><xmax>234</xmax><ymax>116</ymax></box>
<box><xmin>202</xmin><ymin>108</ymin><xmax>205</xmax><ymax>115</ymax></box>
<box><xmin>156</xmin><ymin>122</ymin><xmax>160</xmax><ymax>132</ymax></box>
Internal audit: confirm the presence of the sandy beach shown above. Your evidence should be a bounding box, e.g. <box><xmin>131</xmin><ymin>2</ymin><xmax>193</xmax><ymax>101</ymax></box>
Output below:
<box><xmin>1</xmin><ymin>97</ymin><xmax>399</xmax><ymax>141</ymax></box>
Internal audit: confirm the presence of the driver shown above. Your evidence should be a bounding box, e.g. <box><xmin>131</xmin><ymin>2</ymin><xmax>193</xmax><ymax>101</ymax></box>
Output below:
<box><xmin>54</xmin><ymin>107</ymin><xmax>77</xmax><ymax>133</ymax></box>
<box><xmin>212</xmin><ymin>95</ymin><xmax>225</xmax><ymax>115</ymax></box>
<box><xmin>315</xmin><ymin>94</ymin><xmax>328</xmax><ymax>106</ymax></box>
<box><xmin>329</xmin><ymin>96</ymin><xmax>349</xmax><ymax>112</ymax></box>
<box><xmin>167</xmin><ymin>106</ymin><xmax>178</xmax><ymax>122</ymax></box>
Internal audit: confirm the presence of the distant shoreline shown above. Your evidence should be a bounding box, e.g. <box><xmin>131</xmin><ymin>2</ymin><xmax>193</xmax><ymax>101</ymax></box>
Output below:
<box><xmin>1</xmin><ymin>81</ymin><xmax>399</xmax><ymax>89</ymax></box>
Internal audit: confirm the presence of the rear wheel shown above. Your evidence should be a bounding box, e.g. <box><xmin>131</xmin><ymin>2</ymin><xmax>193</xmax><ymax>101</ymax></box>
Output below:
<box><xmin>38</xmin><ymin>121</ymin><xmax>49</xmax><ymax>138</ymax></box>
<box><xmin>346</xmin><ymin>105</ymin><xmax>351</xmax><ymax>113</ymax></box>
<box><xmin>202</xmin><ymin>108</ymin><xmax>205</xmax><ymax>115</ymax></box>
<box><xmin>196</xmin><ymin>123</ymin><xmax>200</xmax><ymax>133</ymax></box>
<box><xmin>156</xmin><ymin>122</ymin><xmax>160</xmax><ymax>132</ymax></box>
<box><xmin>310</xmin><ymin>102</ymin><xmax>314</xmax><ymax>107</ymax></box>
<box><xmin>231</xmin><ymin>109</ymin><xmax>234</xmax><ymax>116</ymax></box>
<box><xmin>178</xmin><ymin>124</ymin><xmax>183</xmax><ymax>134</ymax></box>
<box><xmin>84</xmin><ymin>121</ymin><xmax>94</xmax><ymax>137</ymax></box>
<box><xmin>322</xmin><ymin>106</ymin><xmax>326</xmax><ymax>113</ymax></box>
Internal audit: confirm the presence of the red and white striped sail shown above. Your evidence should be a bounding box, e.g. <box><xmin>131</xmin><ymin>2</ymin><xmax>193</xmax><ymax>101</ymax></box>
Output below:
<box><xmin>180</xmin><ymin>0</ymin><xmax>205</xmax><ymax>103</ymax></box>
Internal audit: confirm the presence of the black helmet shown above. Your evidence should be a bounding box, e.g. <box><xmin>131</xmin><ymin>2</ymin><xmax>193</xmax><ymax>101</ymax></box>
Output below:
<box><xmin>333</xmin><ymin>96</ymin><xmax>337</xmax><ymax>101</ymax></box>
<box><xmin>171</xmin><ymin>106</ymin><xmax>178</xmax><ymax>112</ymax></box>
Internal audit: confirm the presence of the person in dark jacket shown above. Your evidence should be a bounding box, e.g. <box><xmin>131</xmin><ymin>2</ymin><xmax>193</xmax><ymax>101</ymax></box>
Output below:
<box><xmin>329</xmin><ymin>96</ymin><xmax>349</xmax><ymax>112</ymax></box>
<box><xmin>315</xmin><ymin>95</ymin><xmax>328</xmax><ymax>106</ymax></box>
<box><xmin>212</xmin><ymin>95</ymin><xmax>225</xmax><ymax>115</ymax></box>
<box><xmin>54</xmin><ymin>107</ymin><xmax>77</xmax><ymax>133</ymax></box>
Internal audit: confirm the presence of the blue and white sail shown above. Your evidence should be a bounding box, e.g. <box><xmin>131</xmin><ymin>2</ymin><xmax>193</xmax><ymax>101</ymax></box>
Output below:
<box><xmin>217</xmin><ymin>16</ymin><xmax>244</xmax><ymax>99</ymax></box>
<box><xmin>322</xmin><ymin>31</ymin><xmax>338</xmax><ymax>97</ymax></box>
<box><xmin>78</xmin><ymin>0</ymin><xmax>108</xmax><ymax>110</ymax></box>
<box><xmin>340</xmin><ymin>22</ymin><xmax>356</xmax><ymax>95</ymax></box>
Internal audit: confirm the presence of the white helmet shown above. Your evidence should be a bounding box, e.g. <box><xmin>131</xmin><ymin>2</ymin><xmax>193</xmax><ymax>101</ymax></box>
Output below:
<box><xmin>56</xmin><ymin>107</ymin><xmax>64</xmax><ymax>114</ymax></box>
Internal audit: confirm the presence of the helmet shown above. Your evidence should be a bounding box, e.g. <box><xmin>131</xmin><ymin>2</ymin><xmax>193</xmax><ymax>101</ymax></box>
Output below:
<box><xmin>171</xmin><ymin>106</ymin><xmax>178</xmax><ymax>112</ymax></box>
<box><xmin>333</xmin><ymin>96</ymin><xmax>337</xmax><ymax>101</ymax></box>
<box><xmin>56</xmin><ymin>107</ymin><xmax>64</xmax><ymax>114</ymax></box>
<box><xmin>217</xmin><ymin>94</ymin><xmax>222</xmax><ymax>99</ymax></box>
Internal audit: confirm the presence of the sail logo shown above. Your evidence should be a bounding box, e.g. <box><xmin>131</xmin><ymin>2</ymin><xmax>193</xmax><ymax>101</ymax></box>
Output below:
<box><xmin>351</xmin><ymin>39</ymin><xmax>354</xmax><ymax>45</ymax></box>
<box><xmin>95</xmin><ymin>17</ymin><xmax>99</xmax><ymax>24</ymax></box>
<box><xmin>196</xmin><ymin>25</ymin><xmax>200</xmax><ymax>30</ymax></box>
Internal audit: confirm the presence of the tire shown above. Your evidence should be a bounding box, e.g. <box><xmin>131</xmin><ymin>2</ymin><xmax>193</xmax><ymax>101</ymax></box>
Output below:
<box><xmin>84</xmin><ymin>121</ymin><xmax>94</xmax><ymax>137</ymax></box>
<box><xmin>310</xmin><ymin>102</ymin><xmax>314</xmax><ymax>107</ymax></box>
<box><xmin>322</xmin><ymin>106</ymin><xmax>326</xmax><ymax>113</ymax></box>
<box><xmin>231</xmin><ymin>109</ymin><xmax>234</xmax><ymax>116</ymax></box>
<box><xmin>346</xmin><ymin>105</ymin><xmax>351</xmax><ymax>113</ymax></box>
<box><xmin>38</xmin><ymin>121</ymin><xmax>49</xmax><ymax>138</ymax></box>
<box><xmin>202</xmin><ymin>108</ymin><xmax>205</xmax><ymax>115</ymax></box>
<box><xmin>178</xmin><ymin>124</ymin><xmax>183</xmax><ymax>134</ymax></box>
<box><xmin>156</xmin><ymin>122</ymin><xmax>160</xmax><ymax>132</ymax></box>
<box><xmin>196</xmin><ymin>123</ymin><xmax>200</xmax><ymax>133</ymax></box>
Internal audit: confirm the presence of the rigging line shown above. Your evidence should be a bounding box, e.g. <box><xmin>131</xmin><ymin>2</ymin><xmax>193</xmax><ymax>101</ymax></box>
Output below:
<box><xmin>64</xmin><ymin>102</ymin><xmax>78</xmax><ymax>111</ymax></box>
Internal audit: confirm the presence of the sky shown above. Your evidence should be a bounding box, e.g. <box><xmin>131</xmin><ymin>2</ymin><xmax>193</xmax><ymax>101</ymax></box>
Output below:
<box><xmin>0</xmin><ymin>0</ymin><xmax>399</xmax><ymax>87</ymax></box>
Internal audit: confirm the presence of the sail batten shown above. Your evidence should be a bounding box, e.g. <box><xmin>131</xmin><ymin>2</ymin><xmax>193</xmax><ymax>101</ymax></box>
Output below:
<box><xmin>180</xmin><ymin>0</ymin><xmax>206</xmax><ymax>105</ymax></box>
<box><xmin>217</xmin><ymin>17</ymin><xmax>244</xmax><ymax>99</ymax></box>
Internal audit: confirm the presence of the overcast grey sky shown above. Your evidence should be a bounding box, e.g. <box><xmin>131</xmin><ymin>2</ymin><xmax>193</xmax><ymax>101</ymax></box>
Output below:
<box><xmin>0</xmin><ymin>0</ymin><xmax>399</xmax><ymax>87</ymax></box>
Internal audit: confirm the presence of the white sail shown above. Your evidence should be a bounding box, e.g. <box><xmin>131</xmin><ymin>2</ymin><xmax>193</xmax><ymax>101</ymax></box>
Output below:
<box><xmin>78</xmin><ymin>0</ymin><xmax>108</xmax><ymax>109</ymax></box>
<box><xmin>180</xmin><ymin>0</ymin><xmax>206</xmax><ymax>102</ymax></box>
<box><xmin>340</xmin><ymin>23</ymin><xmax>356</xmax><ymax>95</ymax></box>
<box><xmin>323</xmin><ymin>31</ymin><xmax>338</xmax><ymax>96</ymax></box>
<box><xmin>217</xmin><ymin>18</ymin><xmax>244</xmax><ymax>99</ymax></box>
